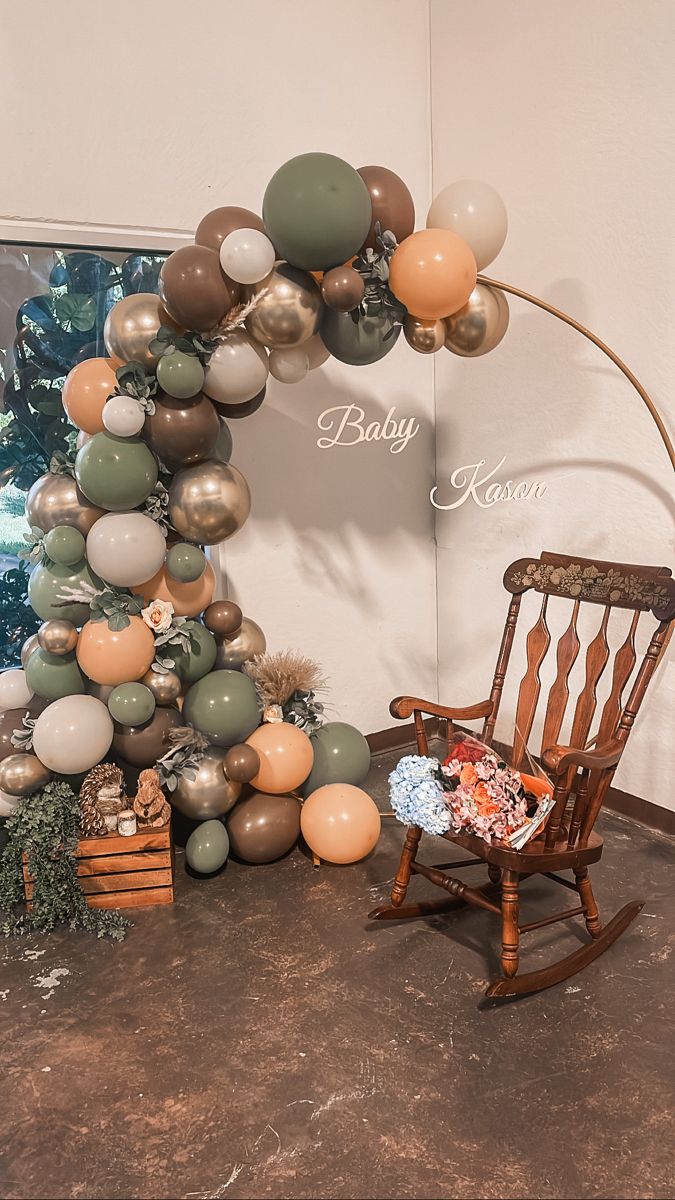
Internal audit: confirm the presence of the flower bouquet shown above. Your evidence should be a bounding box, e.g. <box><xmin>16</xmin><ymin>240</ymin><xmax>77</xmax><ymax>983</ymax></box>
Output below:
<box><xmin>389</xmin><ymin>732</ymin><xmax>554</xmax><ymax>847</ymax></box>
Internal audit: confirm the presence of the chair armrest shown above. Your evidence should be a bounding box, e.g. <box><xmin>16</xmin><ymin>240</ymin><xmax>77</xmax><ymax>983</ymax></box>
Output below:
<box><xmin>542</xmin><ymin>740</ymin><xmax>624</xmax><ymax>776</ymax></box>
<box><xmin>389</xmin><ymin>695</ymin><xmax>494</xmax><ymax>722</ymax></box>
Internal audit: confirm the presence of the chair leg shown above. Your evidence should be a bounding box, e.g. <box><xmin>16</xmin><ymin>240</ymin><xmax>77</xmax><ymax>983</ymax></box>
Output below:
<box><xmin>500</xmin><ymin>869</ymin><xmax>520</xmax><ymax>978</ymax></box>
<box><xmin>390</xmin><ymin>825</ymin><xmax>422</xmax><ymax>907</ymax></box>
<box><xmin>574</xmin><ymin>866</ymin><xmax>602</xmax><ymax>939</ymax></box>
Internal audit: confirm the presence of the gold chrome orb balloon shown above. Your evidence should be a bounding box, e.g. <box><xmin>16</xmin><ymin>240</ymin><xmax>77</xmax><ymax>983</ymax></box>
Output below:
<box><xmin>214</xmin><ymin>617</ymin><xmax>266</xmax><ymax>669</ymax></box>
<box><xmin>104</xmin><ymin>293</ymin><xmax>175</xmax><ymax>371</ymax></box>
<box><xmin>25</xmin><ymin>473</ymin><xmax>104</xmax><ymax>535</ymax></box>
<box><xmin>140</xmin><ymin>667</ymin><xmax>182</xmax><ymax>707</ymax></box>
<box><xmin>404</xmin><ymin>315</ymin><xmax>446</xmax><ymax>354</ymax></box>
<box><xmin>168</xmin><ymin>460</ymin><xmax>251</xmax><ymax>545</ymax></box>
<box><xmin>170</xmin><ymin>748</ymin><xmax>242</xmax><ymax>820</ymax></box>
<box><xmin>444</xmin><ymin>283</ymin><xmax>510</xmax><ymax>357</ymax></box>
<box><xmin>246</xmin><ymin>263</ymin><xmax>322</xmax><ymax>349</ymax></box>
<box><xmin>37</xmin><ymin>620</ymin><xmax>79</xmax><ymax>656</ymax></box>
<box><xmin>0</xmin><ymin>753</ymin><xmax>52</xmax><ymax>797</ymax></box>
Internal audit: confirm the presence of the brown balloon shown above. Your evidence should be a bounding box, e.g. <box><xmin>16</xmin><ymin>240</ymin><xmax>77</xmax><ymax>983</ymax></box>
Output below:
<box><xmin>226</xmin><ymin>791</ymin><xmax>301</xmax><ymax>863</ymax></box>
<box><xmin>159</xmin><ymin>246</ymin><xmax>239</xmax><ymax>333</ymax></box>
<box><xmin>214</xmin><ymin>386</ymin><xmax>266</xmax><ymax>421</ymax></box>
<box><xmin>143</xmin><ymin>392</ymin><xmax>219</xmax><ymax>471</ymax></box>
<box><xmin>195</xmin><ymin>206</ymin><xmax>266</xmax><ymax>253</ymax></box>
<box><xmin>223</xmin><ymin>743</ymin><xmax>260</xmax><ymax>784</ymax></box>
<box><xmin>0</xmin><ymin>708</ymin><xmax>38</xmax><ymax>763</ymax></box>
<box><xmin>321</xmin><ymin>266</ymin><xmax>365</xmax><ymax>313</ymax></box>
<box><xmin>357</xmin><ymin>165</ymin><xmax>415</xmax><ymax>251</ymax></box>
<box><xmin>203</xmin><ymin>600</ymin><xmax>243</xmax><ymax>638</ymax></box>
<box><xmin>112</xmin><ymin>705</ymin><xmax>184</xmax><ymax>769</ymax></box>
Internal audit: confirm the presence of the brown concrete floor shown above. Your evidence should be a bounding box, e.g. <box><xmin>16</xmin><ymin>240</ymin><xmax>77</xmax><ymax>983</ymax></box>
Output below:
<box><xmin>1</xmin><ymin>743</ymin><xmax>674</xmax><ymax>1200</ymax></box>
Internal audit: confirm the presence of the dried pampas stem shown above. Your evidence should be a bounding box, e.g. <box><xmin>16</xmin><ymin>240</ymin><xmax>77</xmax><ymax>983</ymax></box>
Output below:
<box><xmin>215</xmin><ymin>288</ymin><xmax>269</xmax><ymax>338</ymax></box>
<box><xmin>244</xmin><ymin>650</ymin><xmax>327</xmax><ymax>707</ymax></box>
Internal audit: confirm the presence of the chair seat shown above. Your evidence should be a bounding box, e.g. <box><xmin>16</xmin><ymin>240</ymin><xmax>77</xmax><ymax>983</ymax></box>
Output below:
<box><xmin>443</xmin><ymin>829</ymin><xmax>604</xmax><ymax>873</ymax></box>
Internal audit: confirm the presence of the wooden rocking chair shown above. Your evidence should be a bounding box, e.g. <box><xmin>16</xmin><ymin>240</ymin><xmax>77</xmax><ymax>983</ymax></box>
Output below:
<box><xmin>370</xmin><ymin>551</ymin><xmax>674</xmax><ymax>998</ymax></box>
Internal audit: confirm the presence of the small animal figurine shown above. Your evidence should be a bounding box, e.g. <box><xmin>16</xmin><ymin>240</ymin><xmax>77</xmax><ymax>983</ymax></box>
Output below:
<box><xmin>79</xmin><ymin>763</ymin><xmax>125</xmax><ymax>837</ymax></box>
<box><xmin>133</xmin><ymin>768</ymin><xmax>171</xmax><ymax>828</ymax></box>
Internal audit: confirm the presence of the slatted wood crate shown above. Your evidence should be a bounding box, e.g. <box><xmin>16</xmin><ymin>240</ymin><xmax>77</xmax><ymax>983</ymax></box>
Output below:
<box><xmin>23</xmin><ymin>824</ymin><xmax>174</xmax><ymax>910</ymax></box>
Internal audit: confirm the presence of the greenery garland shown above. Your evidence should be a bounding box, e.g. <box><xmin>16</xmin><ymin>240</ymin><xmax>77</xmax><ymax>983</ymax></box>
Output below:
<box><xmin>0</xmin><ymin>780</ymin><xmax>129</xmax><ymax>940</ymax></box>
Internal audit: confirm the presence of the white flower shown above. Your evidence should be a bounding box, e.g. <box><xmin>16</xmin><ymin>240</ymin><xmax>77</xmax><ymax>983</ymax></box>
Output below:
<box><xmin>141</xmin><ymin>599</ymin><xmax>174</xmax><ymax>634</ymax></box>
<box><xmin>263</xmin><ymin>704</ymin><xmax>284</xmax><ymax>724</ymax></box>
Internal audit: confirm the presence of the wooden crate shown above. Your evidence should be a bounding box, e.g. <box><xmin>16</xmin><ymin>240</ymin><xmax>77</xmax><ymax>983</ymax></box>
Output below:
<box><xmin>23</xmin><ymin>825</ymin><xmax>174</xmax><ymax>910</ymax></box>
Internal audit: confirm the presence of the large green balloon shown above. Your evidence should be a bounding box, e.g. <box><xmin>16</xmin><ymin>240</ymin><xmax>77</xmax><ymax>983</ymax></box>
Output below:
<box><xmin>186</xmin><ymin>819</ymin><xmax>230</xmax><ymax>874</ymax></box>
<box><xmin>75</xmin><ymin>432</ymin><xmax>158</xmax><ymax>511</ymax></box>
<box><xmin>303</xmin><ymin>721</ymin><xmax>371</xmax><ymax>796</ymax></box>
<box><xmin>44</xmin><ymin>525</ymin><xmax>85</xmax><ymax>566</ymax></box>
<box><xmin>263</xmin><ymin>153</ymin><xmax>372</xmax><ymax>271</ymax></box>
<box><xmin>172</xmin><ymin>621</ymin><xmax>217</xmax><ymax>684</ymax></box>
<box><xmin>183</xmin><ymin>670</ymin><xmax>261</xmax><ymax>747</ymax></box>
<box><xmin>107</xmin><ymin>683</ymin><xmax>156</xmax><ymax>727</ymax></box>
<box><xmin>25</xmin><ymin>649</ymin><xmax>86</xmax><ymax>701</ymax></box>
<box><xmin>166</xmin><ymin>543</ymin><xmax>206</xmax><ymax>584</ymax></box>
<box><xmin>27</xmin><ymin>558</ymin><xmax>102</xmax><ymax>625</ymax></box>
<box><xmin>320</xmin><ymin>308</ymin><xmax>401</xmax><ymax>366</ymax></box>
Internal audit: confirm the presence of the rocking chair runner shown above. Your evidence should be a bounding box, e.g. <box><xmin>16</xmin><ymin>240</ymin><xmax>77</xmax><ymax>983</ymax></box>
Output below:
<box><xmin>370</xmin><ymin>551</ymin><xmax>675</xmax><ymax>998</ymax></box>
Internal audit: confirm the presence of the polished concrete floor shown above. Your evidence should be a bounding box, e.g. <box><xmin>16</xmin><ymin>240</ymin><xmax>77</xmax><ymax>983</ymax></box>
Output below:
<box><xmin>1</xmin><ymin>744</ymin><xmax>674</xmax><ymax>1200</ymax></box>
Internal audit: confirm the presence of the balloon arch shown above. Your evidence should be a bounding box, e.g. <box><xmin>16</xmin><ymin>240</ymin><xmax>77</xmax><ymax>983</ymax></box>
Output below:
<box><xmin>0</xmin><ymin>151</ymin><xmax>672</xmax><ymax>886</ymax></box>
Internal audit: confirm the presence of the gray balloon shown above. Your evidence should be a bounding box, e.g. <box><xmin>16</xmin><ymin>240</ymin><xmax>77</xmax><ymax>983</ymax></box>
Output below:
<box><xmin>320</xmin><ymin>308</ymin><xmax>401</xmax><ymax>366</ymax></box>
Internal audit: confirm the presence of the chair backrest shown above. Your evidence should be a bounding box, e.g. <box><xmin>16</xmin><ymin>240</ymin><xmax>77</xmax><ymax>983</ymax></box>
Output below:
<box><xmin>481</xmin><ymin>551</ymin><xmax>674</xmax><ymax>846</ymax></box>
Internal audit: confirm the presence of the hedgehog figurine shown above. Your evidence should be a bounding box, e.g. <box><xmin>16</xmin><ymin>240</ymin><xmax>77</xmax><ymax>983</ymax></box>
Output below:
<box><xmin>79</xmin><ymin>763</ymin><xmax>125</xmax><ymax>837</ymax></box>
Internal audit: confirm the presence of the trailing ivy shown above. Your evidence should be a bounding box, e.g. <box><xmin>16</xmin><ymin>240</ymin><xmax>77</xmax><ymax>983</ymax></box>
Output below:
<box><xmin>0</xmin><ymin>780</ymin><xmax>129</xmax><ymax>940</ymax></box>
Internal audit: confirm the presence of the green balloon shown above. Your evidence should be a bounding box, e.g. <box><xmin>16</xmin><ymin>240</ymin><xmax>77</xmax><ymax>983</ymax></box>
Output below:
<box><xmin>108</xmin><ymin>683</ymin><xmax>156</xmax><ymax>727</ymax></box>
<box><xmin>166</xmin><ymin>543</ymin><xmax>206</xmax><ymax>584</ymax></box>
<box><xmin>186</xmin><ymin>819</ymin><xmax>229</xmax><ymax>874</ymax></box>
<box><xmin>75</xmin><ymin>432</ymin><xmax>158</xmax><ymax>511</ymax></box>
<box><xmin>321</xmin><ymin>309</ymin><xmax>401</xmax><ymax>366</ymax></box>
<box><xmin>214</xmin><ymin>420</ymin><xmax>232</xmax><ymax>463</ymax></box>
<box><xmin>184</xmin><ymin>669</ymin><xmax>261</xmax><ymax>747</ymax></box>
<box><xmin>263</xmin><ymin>152</ymin><xmax>372</xmax><ymax>271</ymax></box>
<box><xmin>303</xmin><ymin>721</ymin><xmax>371</xmax><ymax>796</ymax></box>
<box><xmin>172</xmin><ymin>621</ymin><xmax>217</xmax><ymax>684</ymax></box>
<box><xmin>27</xmin><ymin>558</ymin><xmax>103</xmax><ymax>625</ymax></box>
<box><xmin>25</xmin><ymin>648</ymin><xmax>86</xmax><ymax>701</ymax></box>
<box><xmin>156</xmin><ymin>351</ymin><xmax>205</xmax><ymax>399</ymax></box>
<box><xmin>44</xmin><ymin>525</ymin><xmax>85</xmax><ymax>566</ymax></box>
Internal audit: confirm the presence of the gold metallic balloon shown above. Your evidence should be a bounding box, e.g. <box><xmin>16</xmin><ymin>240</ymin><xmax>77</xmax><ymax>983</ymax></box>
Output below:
<box><xmin>171</xmin><ymin>748</ymin><xmax>242</xmax><ymax>820</ymax></box>
<box><xmin>104</xmin><ymin>293</ymin><xmax>176</xmax><ymax>370</ymax></box>
<box><xmin>21</xmin><ymin>634</ymin><xmax>40</xmax><ymax>668</ymax></box>
<box><xmin>141</xmin><ymin>667</ymin><xmax>182</xmax><ymax>707</ymax></box>
<box><xmin>0</xmin><ymin>752</ymin><xmax>52</xmax><ymax>797</ymax></box>
<box><xmin>444</xmin><ymin>283</ymin><xmax>510</xmax><ymax>357</ymax></box>
<box><xmin>214</xmin><ymin>617</ymin><xmax>266</xmax><ymax>670</ymax></box>
<box><xmin>246</xmin><ymin>263</ymin><xmax>323</xmax><ymax>349</ymax></box>
<box><xmin>25</xmin><ymin>472</ymin><xmax>104</xmax><ymax>535</ymax></box>
<box><xmin>168</xmin><ymin>460</ymin><xmax>251</xmax><ymax>546</ymax></box>
<box><xmin>37</xmin><ymin>620</ymin><xmax>79</xmax><ymax>656</ymax></box>
<box><xmin>403</xmin><ymin>315</ymin><xmax>446</xmax><ymax>354</ymax></box>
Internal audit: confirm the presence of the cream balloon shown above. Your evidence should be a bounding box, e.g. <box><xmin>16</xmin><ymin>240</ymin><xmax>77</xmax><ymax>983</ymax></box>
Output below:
<box><xmin>0</xmin><ymin>788</ymin><xmax>20</xmax><ymax>817</ymax></box>
<box><xmin>86</xmin><ymin>512</ymin><xmax>167</xmax><ymax>588</ymax></box>
<box><xmin>32</xmin><ymin>695</ymin><xmax>114</xmax><ymax>775</ymax></box>
<box><xmin>426</xmin><ymin>180</ymin><xmax>508</xmax><ymax>272</ymax></box>
<box><xmin>0</xmin><ymin>669</ymin><xmax>33</xmax><ymax>713</ymax></box>
<box><xmin>202</xmin><ymin>333</ymin><xmax>269</xmax><ymax>407</ymax></box>
<box><xmin>102</xmin><ymin>395</ymin><xmax>145</xmax><ymax>437</ymax></box>
<box><xmin>269</xmin><ymin>347</ymin><xmax>309</xmax><ymax>384</ymax></box>
<box><xmin>219</xmin><ymin>228</ymin><xmax>276</xmax><ymax>286</ymax></box>
<box><xmin>444</xmin><ymin>283</ymin><xmax>510</xmax><ymax>357</ymax></box>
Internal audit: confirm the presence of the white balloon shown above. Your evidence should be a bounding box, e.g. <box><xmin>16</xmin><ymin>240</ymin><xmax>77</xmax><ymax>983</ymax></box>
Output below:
<box><xmin>0</xmin><ymin>787</ymin><xmax>21</xmax><ymax>817</ymax></box>
<box><xmin>203</xmin><ymin>332</ymin><xmax>269</xmax><ymax>406</ymax></box>
<box><xmin>219</xmin><ymin>229</ymin><xmax>276</xmax><ymax>286</ymax></box>
<box><xmin>86</xmin><ymin>511</ymin><xmax>166</xmax><ymax>588</ymax></box>
<box><xmin>102</xmin><ymin>395</ymin><xmax>146</xmax><ymax>437</ymax></box>
<box><xmin>0</xmin><ymin>669</ymin><xmax>33</xmax><ymax>713</ymax></box>
<box><xmin>269</xmin><ymin>347</ymin><xmax>309</xmax><ymax>384</ymax></box>
<box><xmin>32</xmin><ymin>695</ymin><xmax>113</xmax><ymax>775</ymax></box>
<box><xmin>426</xmin><ymin>179</ymin><xmax>508</xmax><ymax>271</ymax></box>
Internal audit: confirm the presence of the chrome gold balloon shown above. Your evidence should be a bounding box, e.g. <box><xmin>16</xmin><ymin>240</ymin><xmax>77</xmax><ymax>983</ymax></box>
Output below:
<box><xmin>20</xmin><ymin>634</ymin><xmax>40</xmax><ymax>668</ymax></box>
<box><xmin>37</xmin><ymin>619</ymin><xmax>79</xmax><ymax>656</ymax></box>
<box><xmin>246</xmin><ymin>263</ymin><xmax>322</xmax><ymax>349</ymax></box>
<box><xmin>168</xmin><ymin>459</ymin><xmax>251</xmax><ymax>545</ymax></box>
<box><xmin>214</xmin><ymin>617</ymin><xmax>266</xmax><ymax>670</ymax></box>
<box><xmin>104</xmin><ymin>293</ymin><xmax>175</xmax><ymax>370</ymax></box>
<box><xmin>0</xmin><ymin>752</ymin><xmax>52</xmax><ymax>797</ymax></box>
<box><xmin>444</xmin><ymin>283</ymin><xmax>509</xmax><ymax>357</ymax></box>
<box><xmin>141</xmin><ymin>667</ymin><xmax>182</xmax><ymax>707</ymax></box>
<box><xmin>403</xmin><ymin>315</ymin><xmax>446</xmax><ymax>354</ymax></box>
<box><xmin>170</xmin><ymin>748</ymin><xmax>241</xmax><ymax>820</ymax></box>
<box><xmin>25</xmin><ymin>472</ymin><xmax>104</xmax><ymax>535</ymax></box>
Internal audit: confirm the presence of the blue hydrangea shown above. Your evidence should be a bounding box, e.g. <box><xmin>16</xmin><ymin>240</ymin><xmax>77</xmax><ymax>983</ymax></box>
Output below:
<box><xmin>389</xmin><ymin>755</ymin><xmax>451</xmax><ymax>836</ymax></box>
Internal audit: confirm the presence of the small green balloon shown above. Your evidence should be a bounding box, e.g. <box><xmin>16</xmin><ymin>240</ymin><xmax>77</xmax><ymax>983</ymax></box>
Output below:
<box><xmin>172</xmin><ymin>621</ymin><xmax>218</xmax><ymax>684</ymax></box>
<box><xmin>214</xmin><ymin>420</ymin><xmax>233</xmax><ymax>463</ymax></box>
<box><xmin>25</xmin><ymin>648</ymin><xmax>86</xmax><ymax>701</ymax></box>
<box><xmin>303</xmin><ymin>721</ymin><xmax>371</xmax><ymax>796</ymax></box>
<box><xmin>75</xmin><ymin>432</ymin><xmax>158</xmax><ymax>511</ymax></box>
<box><xmin>108</xmin><ymin>683</ymin><xmax>156</xmax><ymax>727</ymax></box>
<box><xmin>44</xmin><ymin>525</ymin><xmax>86</xmax><ymax>566</ymax></box>
<box><xmin>166</xmin><ymin>543</ymin><xmax>207</xmax><ymax>583</ymax></box>
<box><xmin>27</xmin><ymin>558</ymin><xmax>103</xmax><ymax>625</ymax></box>
<box><xmin>186</xmin><ymin>818</ymin><xmax>229</xmax><ymax>874</ymax></box>
<box><xmin>321</xmin><ymin>308</ymin><xmax>401</xmax><ymax>366</ymax></box>
<box><xmin>184</xmin><ymin>669</ymin><xmax>261</xmax><ymax>746</ymax></box>
<box><xmin>156</xmin><ymin>351</ymin><xmax>205</xmax><ymax>399</ymax></box>
<box><xmin>263</xmin><ymin>152</ymin><xmax>372</xmax><ymax>271</ymax></box>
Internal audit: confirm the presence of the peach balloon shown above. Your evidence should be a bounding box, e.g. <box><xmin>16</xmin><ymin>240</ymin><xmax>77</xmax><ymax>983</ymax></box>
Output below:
<box><xmin>76</xmin><ymin>615</ymin><xmax>155</xmax><ymax>686</ymax></box>
<box><xmin>62</xmin><ymin>358</ymin><xmax>118</xmax><ymax>434</ymax></box>
<box><xmin>247</xmin><ymin>722</ymin><xmax>314</xmax><ymax>794</ymax></box>
<box><xmin>300</xmin><ymin>784</ymin><xmax>381</xmax><ymax>864</ymax></box>
<box><xmin>135</xmin><ymin>559</ymin><xmax>216</xmax><ymax>619</ymax></box>
<box><xmin>388</xmin><ymin>229</ymin><xmax>477</xmax><ymax>321</ymax></box>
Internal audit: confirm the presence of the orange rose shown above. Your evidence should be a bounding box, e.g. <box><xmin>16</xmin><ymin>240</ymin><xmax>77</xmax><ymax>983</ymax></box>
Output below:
<box><xmin>460</xmin><ymin>763</ymin><xmax>478</xmax><ymax>786</ymax></box>
<box><xmin>473</xmin><ymin>782</ymin><xmax>490</xmax><ymax>807</ymax></box>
